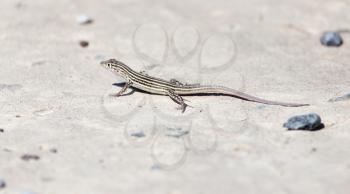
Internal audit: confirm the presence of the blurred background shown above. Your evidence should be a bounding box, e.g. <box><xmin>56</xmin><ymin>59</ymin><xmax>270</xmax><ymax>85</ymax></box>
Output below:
<box><xmin>0</xmin><ymin>0</ymin><xmax>350</xmax><ymax>194</ymax></box>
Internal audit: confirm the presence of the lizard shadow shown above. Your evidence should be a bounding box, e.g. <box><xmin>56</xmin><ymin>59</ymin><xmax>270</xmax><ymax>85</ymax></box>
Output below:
<box><xmin>113</xmin><ymin>82</ymin><xmax>259</xmax><ymax>100</ymax></box>
<box><xmin>112</xmin><ymin>82</ymin><xmax>158</xmax><ymax>96</ymax></box>
<box><xmin>113</xmin><ymin>83</ymin><xmax>309</xmax><ymax>107</ymax></box>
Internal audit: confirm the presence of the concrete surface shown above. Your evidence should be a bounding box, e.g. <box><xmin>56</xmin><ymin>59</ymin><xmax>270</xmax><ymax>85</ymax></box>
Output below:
<box><xmin>1</xmin><ymin>0</ymin><xmax>350</xmax><ymax>194</ymax></box>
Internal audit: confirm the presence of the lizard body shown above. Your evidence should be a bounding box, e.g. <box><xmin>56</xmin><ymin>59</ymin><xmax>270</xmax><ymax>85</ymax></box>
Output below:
<box><xmin>100</xmin><ymin>59</ymin><xmax>309</xmax><ymax>112</ymax></box>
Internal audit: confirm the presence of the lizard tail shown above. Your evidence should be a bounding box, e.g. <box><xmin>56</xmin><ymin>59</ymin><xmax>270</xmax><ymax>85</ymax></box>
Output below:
<box><xmin>184</xmin><ymin>85</ymin><xmax>309</xmax><ymax>107</ymax></box>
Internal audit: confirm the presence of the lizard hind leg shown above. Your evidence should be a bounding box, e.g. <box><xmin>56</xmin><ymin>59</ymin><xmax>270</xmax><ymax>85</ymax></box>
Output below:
<box><xmin>166</xmin><ymin>89</ymin><xmax>192</xmax><ymax>113</ymax></box>
<box><xmin>170</xmin><ymin>78</ymin><xmax>200</xmax><ymax>88</ymax></box>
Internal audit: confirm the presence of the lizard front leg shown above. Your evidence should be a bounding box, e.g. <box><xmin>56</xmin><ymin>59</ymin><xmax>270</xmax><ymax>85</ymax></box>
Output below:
<box><xmin>166</xmin><ymin>89</ymin><xmax>189</xmax><ymax>113</ymax></box>
<box><xmin>170</xmin><ymin>79</ymin><xmax>184</xmax><ymax>86</ymax></box>
<box><xmin>109</xmin><ymin>81</ymin><xmax>132</xmax><ymax>97</ymax></box>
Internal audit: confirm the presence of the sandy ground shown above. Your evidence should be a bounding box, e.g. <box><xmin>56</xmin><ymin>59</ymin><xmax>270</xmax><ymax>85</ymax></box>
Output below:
<box><xmin>1</xmin><ymin>0</ymin><xmax>350</xmax><ymax>193</ymax></box>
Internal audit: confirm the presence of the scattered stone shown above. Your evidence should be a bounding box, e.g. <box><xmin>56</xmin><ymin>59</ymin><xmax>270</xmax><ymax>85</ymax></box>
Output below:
<box><xmin>21</xmin><ymin>154</ymin><xmax>40</xmax><ymax>161</ymax></box>
<box><xmin>79</xmin><ymin>40</ymin><xmax>89</xmax><ymax>48</ymax></box>
<box><xmin>76</xmin><ymin>15</ymin><xmax>93</xmax><ymax>25</ymax></box>
<box><xmin>21</xmin><ymin>192</ymin><xmax>38</xmax><ymax>194</ymax></box>
<box><xmin>0</xmin><ymin>84</ymin><xmax>23</xmax><ymax>92</ymax></box>
<box><xmin>3</xmin><ymin>148</ymin><xmax>12</xmax><ymax>152</ymax></box>
<box><xmin>283</xmin><ymin>113</ymin><xmax>323</xmax><ymax>131</ymax></box>
<box><xmin>165</xmin><ymin>127</ymin><xmax>189</xmax><ymax>138</ymax></box>
<box><xmin>329</xmin><ymin>93</ymin><xmax>350</xmax><ymax>102</ymax></box>
<box><xmin>49</xmin><ymin>148</ymin><xmax>58</xmax><ymax>153</ymax></box>
<box><xmin>15</xmin><ymin>115</ymin><xmax>21</xmax><ymax>118</ymax></box>
<box><xmin>130</xmin><ymin>131</ymin><xmax>146</xmax><ymax>138</ymax></box>
<box><xmin>0</xmin><ymin>179</ymin><xmax>6</xmax><ymax>189</ymax></box>
<box><xmin>320</xmin><ymin>32</ymin><xmax>343</xmax><ymax>47</ymax></box>
<box><xmin>150</xmin><ymin>164</ymin><xmax>161</xmax><ymax>170</ymax></box>
<box><xmin>31</xmin><ymin>60</ymin><xmax>47</xmax><ymax>66</ymax></box>
<box><xmin>39</xmin><ymin>145</ymin><xmax>57</xmax><ymax>153</ymax></box>
<box><xmin>0</xmin><ymin>128</ymin><xmax>4</xmax><ymax>133</ymax></box>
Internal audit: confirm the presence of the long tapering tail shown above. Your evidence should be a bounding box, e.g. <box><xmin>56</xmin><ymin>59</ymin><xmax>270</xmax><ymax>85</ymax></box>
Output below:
<box><xmin>179</xmin><ymin>85</ymin><xmax>309</xmax><ymax>107</ymax></box>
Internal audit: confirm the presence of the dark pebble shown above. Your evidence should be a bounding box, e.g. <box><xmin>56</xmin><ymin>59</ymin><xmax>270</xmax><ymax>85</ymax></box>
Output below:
<box><xmin>0</xmin><ymin>179</ymin><xmax>5</xmax><ymax>188</ymax></box>
<box><xmin>21</xmin><ymin>154</ymin><xmax>40</xmax><ymax>161</ymax></box>
<box><xmin>130</xmin><ymin>131</ymin><xmax>145</xmax><ymax>138</ymax></box>
<box><xmin>79</xmin><ymin>40</ymin><xmax>89</xmax><ymax>47</ymax></box>
<box><xmin>283</xmin><ymin>113</ymin><xmax>323</xmax><ymax>131</ymax></box>
<box><xmin>0</xmin><ymin>128</ymin><xmax>4</xmax><ymax>133</ymax></box>
<box><xmin>320</xmin><ymin>32</ymin><xmax>343</xmax><ymax>47</ymax></box>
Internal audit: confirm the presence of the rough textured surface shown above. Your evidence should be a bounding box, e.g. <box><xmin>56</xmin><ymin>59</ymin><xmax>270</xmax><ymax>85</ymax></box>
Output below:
<box><xmin>1</xmin><ymin>0</ymin><xmax>350</xmax><ymax>194</ymax></box>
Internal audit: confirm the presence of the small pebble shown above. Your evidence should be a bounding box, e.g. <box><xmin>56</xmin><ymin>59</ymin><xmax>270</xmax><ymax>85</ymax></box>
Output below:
<box><xmin>21</xmin><ymin>192</ymin><xmax>37</xmax><ymax>194</ymax></box>
<box><xmin>38</xmin><ymin>144</ymin><xmax>57</xmax><ymax>153</ymax></box>
<box><xmin>166</xmin><ymin>127</ymin><xmax>189</xmax><ymax>138</ymax></box>
<box><xmin>0</xmin><ymin>128</ymin><xmax>4</xmax><ymax>133</ymax></box>
<box><xmin>79</xmin><ymin>40</ymin><xmax>89</xmax><ymax>48</ymax></box>
<box><xmin>130</xmin><ymin>131</ymin><xmax>146</xmax><ymax>138</ymax></box>
<box><xmin>3</xmin><ymin>148</ymin><xmax>12</xmax><ymax>152</ymax></box>
<box><xmin>283</xmin><ymin>113</ymin><xmax>322</xmax><ymax>131</ymax></box>
<box><xmin>329</xmin><ymin>93</ymin><xmax>350</xmax><ymax>102</ymax></box>
<box><xmin>21</xmin><ymin>154</ymin><xmax>40</xmax><ymax>161</ymax></box>
<box><xmin>0</xmin><ymin>179</ymin><xmax>6</xmax><ymax>188</ymax></box>
<box><xmin>320</xmin><ymin>32</ymin><xmax>343</xmax><ymax>47</ymax></box>
<box><xmin>150</xmin><ymin>164</ymin><xmax>162</xmax><ymax>170</ymax></box>
<box><xmin>0</xmin><ymin>84</ymin><xmax>23</xmax><ymax>91</ymax></box>
<box><xmin>76</xmin><ymin>15</ymin><xmax>93</xmax><ymax>25</ymax></box>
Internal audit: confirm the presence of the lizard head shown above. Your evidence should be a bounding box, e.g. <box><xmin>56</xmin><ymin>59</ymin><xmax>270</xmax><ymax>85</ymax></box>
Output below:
<box><xmin>100</xmin><ymin>59</ymin><xmax>129</xmax><ymax>79</ymax></box>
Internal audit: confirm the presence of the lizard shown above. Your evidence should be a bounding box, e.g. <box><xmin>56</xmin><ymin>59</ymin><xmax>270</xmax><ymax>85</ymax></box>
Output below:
<box><xmin>100</xmin><ymin>59</ymin><xmax>309</xmax><ymax>112</ymax></box>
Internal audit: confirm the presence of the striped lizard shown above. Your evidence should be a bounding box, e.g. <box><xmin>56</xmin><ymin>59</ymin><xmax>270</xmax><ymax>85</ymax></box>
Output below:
<box><xmin>100</xmin><ymin>59</ymin><xmax>309</xmax><ymax>112</ymax></box>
